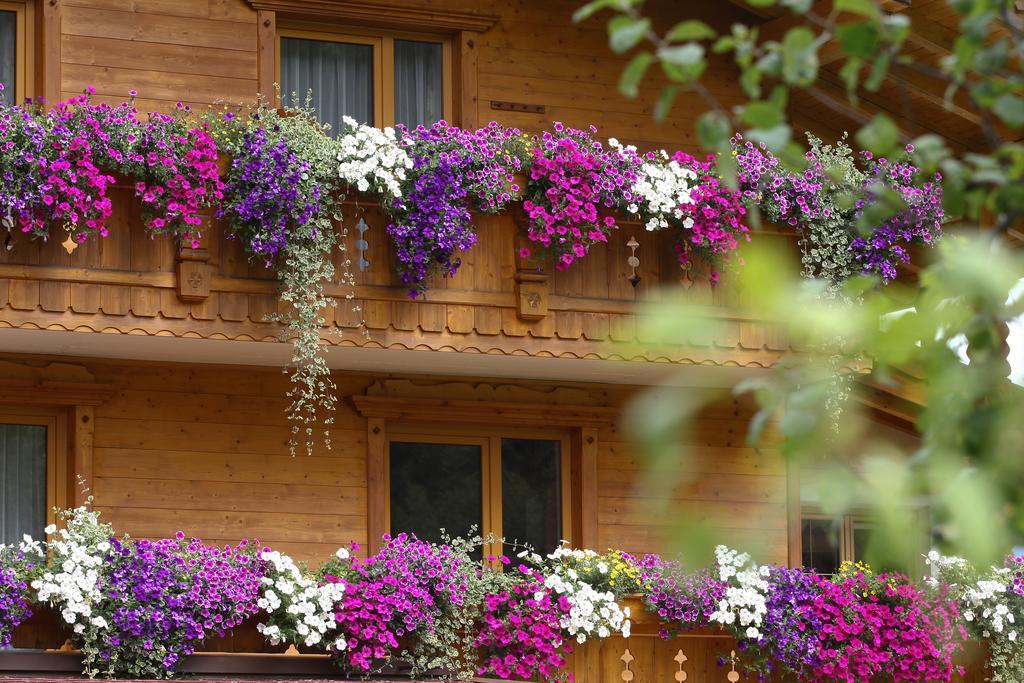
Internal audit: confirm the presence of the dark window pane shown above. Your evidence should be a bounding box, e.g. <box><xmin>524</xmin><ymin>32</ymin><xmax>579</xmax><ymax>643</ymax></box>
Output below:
<box><xmin>852</xmin><ymin>521</ymin><xmax>873</xmax><ymax>562</ymax></box>
<box><xmin>389</xmin><ymin>442</ymin><xmax>482</xmax><ymax>544</ymax></box>
<box><xmin>0</xmin><ymin>424</ymin><xmax>47</xmax><ymax>544</ymax></box>
<box><xmin>801</xmin><ymin>517</ymin><xmax>840</xmax><ymax>574</ymax></box>
<box><xmin>501</xmin><ymin>438</ymin><xmax>561</xmax><ymax>555</ymax></box>
<box><xmin>0</xmin><ymin>11</ymin><xmax>14</xmax><ymax>106</ymax></box>
<box><xmin>394</xmin><ymin>39</ymin><xmax>443</xmax><ymax>128</ymax></box>
<box><xmin>280</xmin><ymin>37</ymin><xmax>374</xmax><ymax>130</ymax></box>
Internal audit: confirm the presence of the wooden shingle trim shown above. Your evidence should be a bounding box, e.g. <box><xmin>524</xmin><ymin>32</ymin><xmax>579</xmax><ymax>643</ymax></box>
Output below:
<box><xmin>0</xmin><ymin>306</ymin><xmax>787</xmax><ymax>368</ymax></box>
<box><xmin>245</xmin><ymin>0</ymin><xmax>499</xmax><ymax>33</ymax></box>
<box><xmin>0</xmin><ymin>263</ymin><xmax>788</xmax><ymax>324</ymax></box>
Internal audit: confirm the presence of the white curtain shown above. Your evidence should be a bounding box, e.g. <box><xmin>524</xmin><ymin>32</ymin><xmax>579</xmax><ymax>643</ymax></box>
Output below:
<box><xmin>0</xmin><ymin>424</ymin><xmax>46</xmax><ymax>545</ymax></box>
<box><xmin>394</xmin><ymin>39</ymin><xmax>443</xmax><ymax>128</ymax></box>
<box><xmin>280</xmin><ymin>37</ymin><xmax>374</xmax><ymax>131</ymax></box>
<box><xmin>0</xmin><ymin>11</ymin><xmax>15</xmax><ymax>106</ymax></box>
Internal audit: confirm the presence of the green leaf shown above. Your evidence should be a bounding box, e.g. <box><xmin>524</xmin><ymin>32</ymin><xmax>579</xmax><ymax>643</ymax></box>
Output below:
<box><xmin>747</xmin><ymin>124</ymin><xmax>792</xmax><ymax>150</ymax></box>
<box><xmin>740</xmin><ymin>100</ymin><xmax>784</xmax><ymax>128</ymax></box>
<box><xmin>864</xmin><ymin>52</ymin><xmax>892</xmax><ymax>91</ymax></box>
<box><xmin>665</xmin><ymin>19</ymin><xmax>716</xmax><ymax>42</ymax></box>
<box><xmin>657</xmin><ymin>43</ymin><xmax>707</xmax><ymax>81</ymax></box>
<box><xmin>572</xmin><ymin>0</ymin><xmax>626</xmax><ymax>23</ymax></box>
<box><xmin>834</xmin><ymin>0</ymin><xmax>879</xmax><ymax>16</ymax></box>
<box><xmin>838</xmin><ymin>58</ymin><xmax>862</xmax><ymax>93</ymax></box>
<box><xmin>856</xmin><ymin>113</ymin><xmax>900</xmax><ymax>155</ymax></box>
<box><xmin>696</xmin><ymin>110</ymin><xmax>731</xmax><ymax>151</ymax></box>
<box><xmin>992</xmin><ymin>93</ymin><xmax>1024</xmax><ymax>129</ymax></box>
<box><xmin>712</xmin><ymin>35</ymin><xmax>737</xmax><ymax>53</ymax></box>
<box><xmin>739</xmin><ymin>66</ymin><xmax>763</xmax><ymax>99</ymax></box>
<box><xmin>653</xmin><ymin>85</ymin><xmax>680</xmax><ymax>123</ymax></box>
<box><xmin>618</xmin><ymin>51</ymin><xmax>654</xmax><ymax>98</ymax></box>
<box><xmin>608</xmin><ymin>15</ymin><xmax>651</xmax><ymax>54</ymax></box>
<box><xmin>780</xmin><ymin>27</ymin><xmax>819</xmax><ymax>86</ymax></box>
<box><xmin>837</xmin><ymin>22</ymin><xmax>880</xmax><ymax>59</ymax></box>
<box><xmin>781</xmin><ymin>0</ymin><xmax>814</xmax><ymax>12</ymax></box>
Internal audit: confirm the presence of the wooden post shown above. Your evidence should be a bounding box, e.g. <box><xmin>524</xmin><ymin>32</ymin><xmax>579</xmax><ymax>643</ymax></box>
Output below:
<box><xmin>786</xmin><ymin>458</ymin><xmax>802</xmax><ymax>567</ymax></box>
<box><xmin>366</xmin><ymin>417</ymin><xmax>387</xmax><ymax>555</ymax></box>
<box><xmin>257</xmin><ymin>10</ymin><xmax>277</xmax><ymax>100</ymax></box>
<box><xmin>456</xmin><ymin>30</ymin><xmax>480</xmax><ymax>129</ymax></box>
<box><xmin>577</xmin><ymin>426</ymin><xmax>599</xmax><ymax>550</ymax></box>
<box><xmin>39</xmin><ymin>0</ymin><xmax>61</xmax><ymax>108</ymax></box>
<box><xmin>69</xmin><ymin>405</ymin><xmax>94</xmax><ymax>505</ymax></box>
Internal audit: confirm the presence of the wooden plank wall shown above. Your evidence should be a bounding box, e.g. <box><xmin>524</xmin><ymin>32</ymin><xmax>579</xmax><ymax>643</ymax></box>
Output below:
<box><xmin>53</xmin><ymin>0</ymin><xmax>754</xmax><ymax>152</ymax></box>
<box><xmin>5</xmin><ymin>357</ymin><xmax>790</xmax><ymax>566</ymax></box>
<box><xmin>596</xmin><ymin>395</ymin><xmax>789</xmax><ymax>566</ymax></box>
<box><xmin>88</xmin><ymin>362</ymin><xmax>370</xmax><ymax>561</ymax></box>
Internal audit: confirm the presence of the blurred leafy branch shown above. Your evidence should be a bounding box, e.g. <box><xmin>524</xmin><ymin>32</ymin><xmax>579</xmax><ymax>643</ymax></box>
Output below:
<box><xmin>578</xmin><ymin>0</ymin><xmax>1024</xmax><ymax>567</ymax></box>
<box><xmin>577</xmin><ymin>0</ymin><xmax>1024</xmax><ymax>232</ymax></box>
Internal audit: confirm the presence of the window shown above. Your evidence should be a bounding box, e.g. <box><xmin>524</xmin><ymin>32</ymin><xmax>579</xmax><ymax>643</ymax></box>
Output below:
<box><xmin>0</xmin><ymin>9</ymin><xmax>14</xmax><ymax>106</ymax></box>
<box><xmin>0</xmin><ymin>422</ymin><xmax>49</xmax><ymax>544</ymax></box>
<box><xmin>388</xmin><ymin>433</ymin><xmax>569</xmax><ymax>558</ymax></box>
<box><xmin>278</xmin><ymin>27</ymin><xmax>450</xmax><ymax>130</ymax></box>
<box><xmin>801</xmin><ymin>513</ymin><xmax>881</xmax><ymax>574</ymax></box>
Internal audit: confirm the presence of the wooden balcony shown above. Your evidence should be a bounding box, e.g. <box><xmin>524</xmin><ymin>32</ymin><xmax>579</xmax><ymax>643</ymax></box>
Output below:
<box><xmin>0</xmin><ymin>179</ymin><xmax>791</xmax><ymax>375</ymax></box>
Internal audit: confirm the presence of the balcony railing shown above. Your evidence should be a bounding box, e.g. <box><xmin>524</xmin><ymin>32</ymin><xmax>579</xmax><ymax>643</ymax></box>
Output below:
<box><xmin>0</xmin><ymin>180</ymin><xmax>793</xmax><ymax>370</ymax></box>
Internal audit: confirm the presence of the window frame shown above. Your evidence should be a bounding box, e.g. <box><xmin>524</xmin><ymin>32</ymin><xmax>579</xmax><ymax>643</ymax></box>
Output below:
<box><xmin>386</xmin><ymin>423</ymin><xmax>572</xmax><ymax>561</ymax></box>
<box><xmin>0</xmin><ymin>0</ymin><xmax>34</xmax><ymax>105</ymax></box>
<box><xmin>0</xmin><ymin>408</ymin><xmax>69</xmax><ymax>536</ymax></box>
<box><xmin>275</xmin><ymin>22</ymin><xmax>454</xmax><ymax>129</ymax></box>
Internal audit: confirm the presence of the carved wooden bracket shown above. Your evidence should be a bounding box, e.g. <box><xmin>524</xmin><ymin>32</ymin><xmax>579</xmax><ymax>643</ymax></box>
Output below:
<box><xmin>176</xmin><ymin>223</ymin><xmax>213</xmax><ymax>303</ymax></box>
<box><xmin>513</xmin><ymin>232</ymin><xmax>549</xmax><ymax>321</ymax></box>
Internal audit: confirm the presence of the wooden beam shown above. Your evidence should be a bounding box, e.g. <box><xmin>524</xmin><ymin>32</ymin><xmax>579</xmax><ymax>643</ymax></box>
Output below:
<box><xmin>366</xmin><ymin>417</ymin><xmax>387</xmax><ymax>555</ymax></box>
<box><xmin>351</xmin><ymin>395</ymin><xmax>620</xmax><ymax>428</ymax></box>
<box><xmin>576</xmin><ymin>427</ymin><xmax>599</xmax><ymax>550</ymax></box>
<box><xmin>888</xmin><ymin>64</ymin><xmax>983</xmax><ymax>126</ymax></box>
<box><xmin>245</xmin><ymin>0</ymin><xmax>498</xmax><ymax>32</ymax></box>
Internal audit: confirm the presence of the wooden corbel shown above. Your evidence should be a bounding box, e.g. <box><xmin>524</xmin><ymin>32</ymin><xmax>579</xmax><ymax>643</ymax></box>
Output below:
<box><xmin>176</xmin><ymin>231</ymin><xmax>213</xmax><ymax>303</ymax></box>
<box><xmin>512</xmin><ymin>214</ymin><xmax>549</xmax><ymax>321</ymax></box>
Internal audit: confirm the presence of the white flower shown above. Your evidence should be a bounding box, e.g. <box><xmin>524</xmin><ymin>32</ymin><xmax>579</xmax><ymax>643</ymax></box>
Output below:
<box><xmin>630</xmin><ymin>154</ymin><xmax>697</xmax><ymax>231</ymax></box>
<box><xmin>335</xmin><ymin>547</ymin><xmax>350</xmax><ymax>560</ymax></box>
<box><xmin>337</xmin><ymin>117</ymin><xmax>412</xmax><ymax>200</ymax></box>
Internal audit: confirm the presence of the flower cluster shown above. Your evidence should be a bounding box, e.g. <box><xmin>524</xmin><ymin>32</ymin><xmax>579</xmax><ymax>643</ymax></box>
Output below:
<box><xmin>91</xmin><ymin>534</ymin><xmax>263</xmax><ymax>677</ymax></box>
<box><xmin>810</xmin><ymin>562</ymin><xmax>965</xmax><ymax>683</ymax></box>
<box><xmin>30</xmin><ymin>509</ymin><xmax>110</xmax><ymax>653</ymax></box>
<box><xmin>709</xmin><ymin>545</ymin><xmax>770</xmax><ymax>640</ymax></box>
<box><xmin>744</xmin><ymin>565</ymin><xmax>821</xmax><ymax>676</ymax></box>
<box><xmin>218</xmin><ymin>121</ymin><xmax>315</xmax><ymax>263</ymax></box>
<box><xmin>629</xmin><ymin>552</ymin><xmax>724</xmax><ymax>637</ymax></box>
<box><xmin>853</xmin><ymin>147</ymin><xmax>943</xmax><ymax>281</ymax></box>
<box><xmin>336</xmin><ymin>116</ymin><xmax>411</xmax><ymax>198</ymax></box>
<box><xmin>0</xmin><ymin>90</ymin><xmax>222</xmax><ymax>248</ymax></box>
<box><xmin>672</xmin><ymin>151</ymin><xmax>749</xmax><ymax>282</ymax></box>
<box><xmin>0</xmin><ymin>541</ymin><xmax>37</xmax><ymax>649</ymax></box>
<box><xmin>26</xmin><ymin>504</ymin><xmax>264</xmax><ymax>679</ymax></box>
<box><xmin>257</xmin><ymin>547</ymin><xmax>348</xmax><ymax>650</ymax></box>
<box><xmin>533</xmin><ymin>546</ymin><xmax>631</xmax><ymax>643</ymax></box>
<box><xmin>929</xmin><ymin>551</ymin><xmax>1024</xmax><ymax>682</ymax></box>
<box><xmin>626</xmin><ymin>147</ymin><xmax>697</xmax><ymax>231</ymax></box>
<box><xmin>208</xmin><ymin>102</ymin><xmax>348</xmax><ymax>457</ymax></box>
<box><xmin>329</xmin><ymin>533</ymin><xmax>470</xmax><ymax>673</ymax></box>
<box><xmin>387</xmin><ymin>121</ymin><xmax>523</xmax><ymax>295</ymax></box>
<box><xmin>474</xmin><ymin>564</ymin><xmax>574</xmax><ymax>682</ymax></box>
<box><xmin>521</xmin><ymin>123</ymin><xmax>642</xmax><ymax>269</ymax></box>
<box><xmin>732</xmin><ymin>133</ymin><xmax>941</xmax><ymax>290</ymax></box>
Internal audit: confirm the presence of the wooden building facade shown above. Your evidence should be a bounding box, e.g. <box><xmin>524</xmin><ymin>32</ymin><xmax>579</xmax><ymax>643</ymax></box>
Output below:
<box><xmin>0</xmin><ymin>0</ymin><xmax>974</xmax><ymax>679</ymax></box>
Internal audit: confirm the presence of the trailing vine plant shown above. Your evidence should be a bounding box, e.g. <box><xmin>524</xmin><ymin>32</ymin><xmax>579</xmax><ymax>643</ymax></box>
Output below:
<box><xmin>209</xmin><ymin>99</ymin><xmax>354</xmax><ymax>456</ymax></box>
